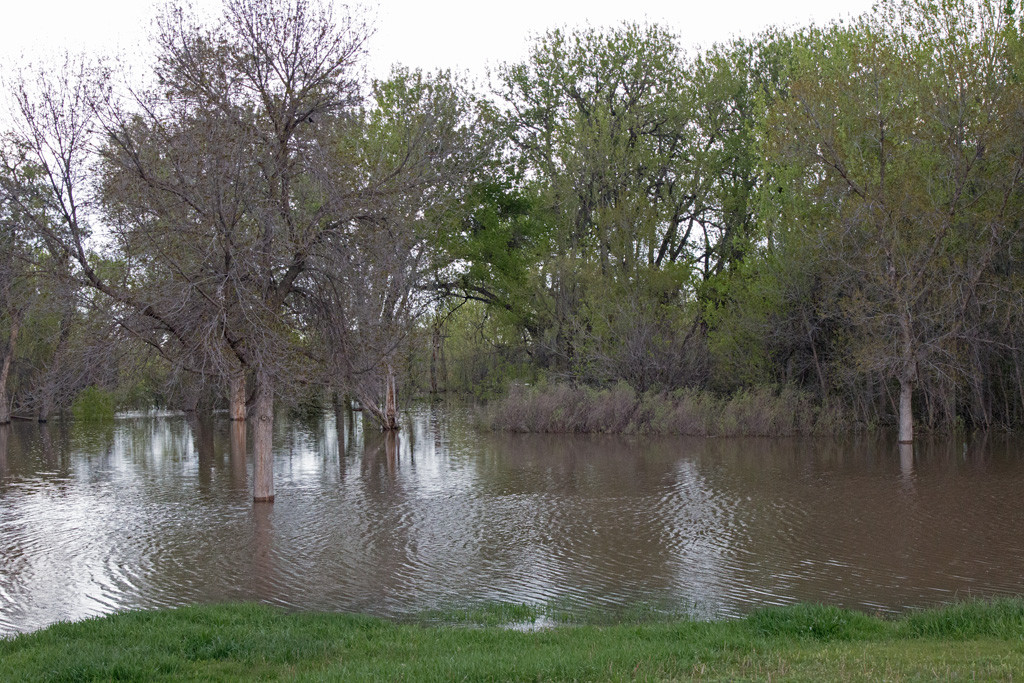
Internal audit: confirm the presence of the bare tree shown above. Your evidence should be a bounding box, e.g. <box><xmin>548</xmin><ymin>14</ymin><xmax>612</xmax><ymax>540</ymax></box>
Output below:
<box><xmin>92</xmin><ymin>0</ymin><xmax>373</xmax><ymax>502</ymax></box>
<box><xmin>303</xmin><ymin>67</ymin><xmax>493</xmax><ymax>429</ymax></box>
<box><xmin>1</xmin><ymin>57</ymin><xmax>107</xmax><ymax>424</ymax></box>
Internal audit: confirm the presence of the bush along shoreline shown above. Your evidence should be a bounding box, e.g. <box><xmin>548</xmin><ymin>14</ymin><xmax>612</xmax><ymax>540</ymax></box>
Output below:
<box><xmin>480</xmin><ymin>382</ymin><xmax>855</xmax><ymax>436</ymax></box>
<box><xmin>3</xmin><ymin>600</ymin><xmax>1024</xmax><ymax>680</ymax></box>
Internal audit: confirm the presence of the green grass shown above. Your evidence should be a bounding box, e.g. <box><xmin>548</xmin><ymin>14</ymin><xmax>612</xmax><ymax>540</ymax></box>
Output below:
<box><xmin>3</xmin><ymin>601</ymin><xmax>1024</xmax><ymax>681</ymax></box>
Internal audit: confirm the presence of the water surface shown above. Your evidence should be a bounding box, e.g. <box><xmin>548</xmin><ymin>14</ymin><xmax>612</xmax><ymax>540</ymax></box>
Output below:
<box><xmin>1</xmin><ymin>408</ymin><xmax>1022</xmax><ymax>635</ymax></box>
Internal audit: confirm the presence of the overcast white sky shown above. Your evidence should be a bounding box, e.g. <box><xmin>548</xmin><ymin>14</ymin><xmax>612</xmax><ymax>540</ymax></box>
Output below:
<box><xmin>0</xmin><ymin>0</ymin><xmax>878</xmax><ymax>81</ymax></box>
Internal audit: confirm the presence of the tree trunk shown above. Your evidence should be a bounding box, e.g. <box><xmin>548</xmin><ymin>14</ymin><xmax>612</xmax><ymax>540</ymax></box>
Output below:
<box><xmin>354</xmin><ymin>378</ymin><xmax>399</xmax><ymax>432</ymax></box>
<box><xmin>898</xmin><ymin>313</ymin><xmax>915</xmax><ymax>444</ymax></box>
<box><xmin>430</xmin><ymin>324</ymin><xmax>439</xmax><ymax>395</ymax></box>
<box><xmin>899</xmin><ymin>442</ymin><xmax>914</xmax><ymax>480</ymax></box>
<box><xmin>804</xmin><ymin>313</ymin><xmax>827</xmax><ymax>400</ymax></box>
<box><xmin>1015</xmin><ymin>353</ymin><xmax>1024</xmax><ymax>427</ymax></box>
<box><xmin>385</xmin><ymin>430</ymin><xmax>398</xmax><ymax>469</ymax></box>
<box><xmin>229</xmin><ymin>369</ymin><xmax>247</xmax><ymax>421</ymax></box>
<box><xmin>384</xmin><ymin>364</ymin><xmax>398</xmax><ymax>431</ymax></box>
<box><xmin>346</xmin><ymin>395</ymin><xmax>355</xmax><ymax>440</ymax></box>
<box><xmin>229</xmin><ymin>419</ymin><xmax>247</xmax><ymax>487</ymax></box>
<box><xmin>38</xmin><ymin>303</ymin><xmax>74</xmax><ymax>422</ymax></box>
<box><xmin>439</xmin><ymin>328</ymin><xmax>447</xmax><ymax>393</ymax></box>
<box><xmin>0</xmin><ymin>314</ymin><xmax>22</xmax><ymax>425</ymax></box>
<box><xmin>898</xmin><ymin>374</ymin><xmax>914</xmax><ymax>444</ymax></box>
<box><xmin>0</xmin><ymin>424</ymin><xmax>8</xmax><ymax>476</ymax></box>
<box><xmin>252</xmin><ymin>370</ymin><xmax>274</xmax><ymax>503</ymax></box>
<box><xmin>332</xmin><ymin>391</ymin><xmax>343</xmax><ymax>429</ymax></box>
<box><xmin>37</xmin><ymin>376</ymin><xmax>56</xmax><ymax>423</ymax></box>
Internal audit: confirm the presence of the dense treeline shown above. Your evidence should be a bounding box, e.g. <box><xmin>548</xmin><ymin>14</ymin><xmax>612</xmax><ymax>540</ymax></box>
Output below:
<box><xmin>2</xmin><ymin>0</ymin><xmax>1024</xmax><ymax>490</ymax></box>
<box><xmin>432</xmin><ymin>0</ymin><xmax>1024</xmax><ymax>442</ymax></box>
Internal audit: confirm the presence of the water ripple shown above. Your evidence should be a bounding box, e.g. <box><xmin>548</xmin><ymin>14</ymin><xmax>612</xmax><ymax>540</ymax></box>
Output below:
<box><xmin>3</xmin><ymin>419</ymin><xmax>1024</xmax><ymax>634</ymax></box>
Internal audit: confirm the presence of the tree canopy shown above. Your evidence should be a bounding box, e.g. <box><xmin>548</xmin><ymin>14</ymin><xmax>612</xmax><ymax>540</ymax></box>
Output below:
<box><xmin>3</xmin><ymin>0</ymin><xmax>1024</xmax><ymax>498</ymax></box>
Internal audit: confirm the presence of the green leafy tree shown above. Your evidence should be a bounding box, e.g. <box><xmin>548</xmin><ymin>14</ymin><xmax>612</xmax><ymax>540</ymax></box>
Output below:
<box><xmin>763</xmin><ymin>0</ymin><xmax>1024</xmax><ymax>440</ymax></box>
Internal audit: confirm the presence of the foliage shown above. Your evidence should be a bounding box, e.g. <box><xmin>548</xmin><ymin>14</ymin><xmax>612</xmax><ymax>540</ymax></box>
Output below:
<box><xmin>745</xmin><ymin>0</ymin><xmax>1024</xmax><ymax>435</ymax></box>
<box><xmin>482</xmin><ymin>382</ymin><xmax>848</xmax><ymax>436</ymax></box>
<box><xmin>439</xmin><ymin>301</ymin><xmax>538</xmax><ymax>397</ymax></box>
<box><xmin>6</xmin><ymin>0</ymin><xmax>1024</xmax><ymax>436</ymax></box>
<box><xmin>71</xmin><ymin>385</ymin><xmax>117</xmax><ymax>422</ymax></box>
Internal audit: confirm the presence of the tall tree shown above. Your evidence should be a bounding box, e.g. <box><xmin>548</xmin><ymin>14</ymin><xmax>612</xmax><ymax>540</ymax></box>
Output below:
<box><xmin>764</xmin><ymin>0</ymin><xmax>1024</xmax><ymax>441</ymax></box>
<box><xmin>96</xmin><ymin>0</ymin><xmax>373</xmax><ymax>501</ymax></box>
<box><xmin>307</xmin><ymin>67</ymin><xmax>494</xmax><ymax>427</ymax></box>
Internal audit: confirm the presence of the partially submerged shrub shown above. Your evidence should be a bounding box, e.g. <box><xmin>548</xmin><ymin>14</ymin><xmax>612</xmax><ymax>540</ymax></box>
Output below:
<box><xmin>71</xmin><ymin>385</ymin><xmax>117</xmax><ymax>422</ymax></box>
<box><xmin>483</xmin><ymin>382</ymin><xmax>851</xmax><ymax>436</ymax></box>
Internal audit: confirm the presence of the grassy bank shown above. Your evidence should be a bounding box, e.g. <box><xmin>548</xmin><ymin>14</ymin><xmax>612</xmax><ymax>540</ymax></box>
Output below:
<box><xmin>481</xmin><ymin>382</ymin><xmax>853</xmax><ymax>436</ymax></box>
<box><xmin>4</xmin><ymin>601</ymin><xmax>1024</xmax><ymax>680</ymax></box>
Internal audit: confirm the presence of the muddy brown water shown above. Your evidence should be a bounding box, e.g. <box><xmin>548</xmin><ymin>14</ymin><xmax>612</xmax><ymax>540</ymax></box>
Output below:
<box><xmin>1</xmin><ymin>407</ymin><xmax>1023</xmax><ymax>635</ymax></box>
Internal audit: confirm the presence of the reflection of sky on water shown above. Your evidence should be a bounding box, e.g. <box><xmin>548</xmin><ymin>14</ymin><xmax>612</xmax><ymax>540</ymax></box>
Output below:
<box><xmin>659</xmin><ymin>459</ymin><xmax>737</xmax><ymax>618</ymax></box>
<box><xmin>2</xmin><ymin>413</ymin><xmax>1024</xmax><ymax>635</ymax></box>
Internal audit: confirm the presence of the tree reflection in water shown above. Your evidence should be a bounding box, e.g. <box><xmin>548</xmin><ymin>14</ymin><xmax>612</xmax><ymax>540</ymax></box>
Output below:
<box><xmin>1</xmin><ymin>411</ymin><xmax>1024</xmax><ymax>637</ymax></box>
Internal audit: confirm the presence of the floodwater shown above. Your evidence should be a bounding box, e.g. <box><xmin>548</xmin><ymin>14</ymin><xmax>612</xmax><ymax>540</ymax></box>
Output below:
<box><xmin>1</xmin><ymin>407</ymin><xmax>1023</xmax><ymax>635</ymax></box>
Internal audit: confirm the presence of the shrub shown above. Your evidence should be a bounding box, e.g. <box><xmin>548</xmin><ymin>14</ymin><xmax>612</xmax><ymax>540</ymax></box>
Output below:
<box><xmin>481</xmin><ymin>382</ymin><xmax>853</xmax><ymax>436</ymax></box>
<box><xmin>71</xmin><ymin>386</ymin><xmax>117</xmax><ymax>422</ymax></box>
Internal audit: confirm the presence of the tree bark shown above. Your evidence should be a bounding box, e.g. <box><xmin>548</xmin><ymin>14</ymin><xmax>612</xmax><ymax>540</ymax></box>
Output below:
<box><xmin>1015</xmin><ymin>353</ymin><xmax>1024</xmax><ymax>426</ymax></box>
<box><xmin>899</xmin><ymin>442</ymin><xmax>914</xmax><ymax>479</ymax></box>
<box><xmin>229</xmin><ymin>369</ymin><xmax>247</xmax><ymax>421</ymax></box>
<box><xmin>0</xmin><ymin>424</ymin><xmax>8</xmax><ymax>476</ymax></box>
<box><xmin>37</xmin><ymin>302</ymin><xmax>74</xmax><ymax>422</ymax></box>
<box><xmin>805</xmin><ymin>313</ymin><xmax>827</xmax><ymax>400</ymax></box>
<box><xmin>229</xmin><ymin>419</ymin><xmax>247</xmax><ymax>487</ymax></box>
<box><xmin>898</xmin><ymin>374</ymin><xmax>914</xmax><ymax>444</ymax></box>
<box><xmin>898</xmin><ymin>313</ymin><xmax>915</xmax><ymax>444</ymax></box>
<box><xmin>439</xmin><ymin>328</ymin><xmax>447</xmax><ymax>393</ymax></box>
<box><xmin>384</xmin><ymin>364</ymin><xmax>398</xmax><ymax>431</ymax></box>
<box><xmin>0</xmin><ymin>314</ymin><xmax>22</xmax><ymax>425</ymax></box>
<box><xmin>430</xmin><ymin>324</ymin><xmax>439</xmax><ymax>395</ymax></box>
<box><xmin>346</xmin><ymin>395</ymin><xmax>355</xmax><ymax>440</ymax></box>
<box><xmin>252</xmin><ymin>370</ymin><xmax>274</xmax><ymax>502</ymax></box>
<box><xmin>385</xmin><ymin>430</ymin><xmax>398</xmax><ymax>469</ymax></box>
<box><xmin>37</xmin><ymin>376</ymin><xmax>57</xmax><ymax>423</ymax></box>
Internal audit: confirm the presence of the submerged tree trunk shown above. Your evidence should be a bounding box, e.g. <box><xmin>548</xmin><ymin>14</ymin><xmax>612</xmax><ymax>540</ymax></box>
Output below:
<box><xmin>385</xmin><ymin>430</ymin><xmax>398</xmax><ymax>469</ymax></box>
<box><xmin>37</xmin><ymin>377</ymin><xmax>57</xmax><ymax>423</ymax></box>
<box><xmin>355</xmin><ymin>367</ymin><xmax>400</xmax><ymax>431</ymax></box>
<box><xmin>229</xmin><ymin>369</ymin><xmax>247</xmax><ymax>421</ymax></box>
<box><xmin>898</xmin><ymin>313</ymin><xmax>916</xmax><ymax>444</ymax></box>
<box><xmin>430</xmin><ymin>323</ymin><xmax>441</xmax><ymax>395</ymax></box>
<box><xmin>898</xmin><ymin>374</ymin><xmax>915</xmax><ymax>444</ymax></box>
<box><xmin>332</xmin><ymin>391</ymin><xmax>343</xmax><ymax>429</ymax></box>
<box><xmin>229</xmin><ymin>419</ymin><xmax>247</xmax><ymax>487</ymax></box>
<box><xmin>252</xmin><ymin>371</ymin><xmax>274</xmax><ymax>502</ymax></box>
<box><xmin>899</xmin><ymin>442</ymin><xmax>914</xmax><ymax>480</ymax></box>
<box><xmin>346</xmin><ymin>395</ymin><xmax>355</xmax><ymax>440</ymax></box>
<box><xmin>430</xmin><ymin>336</ymin><xmax>438</xmax><ymax>394</ymax></box>
<box><xmin>0</xmin><ymin>423</ymin><xmax>8</xmax><ymax>476</ymax></box>
<box><xmin>384</xmin><ymin>364</ymin><xmax>398</xmax><ymax>431</ymax></box>
<box><xmin>0</xmin><ymin>314</ymin><xmax>22</xmax><ymax>425</ymax></box>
